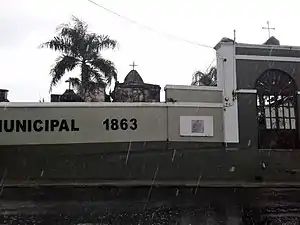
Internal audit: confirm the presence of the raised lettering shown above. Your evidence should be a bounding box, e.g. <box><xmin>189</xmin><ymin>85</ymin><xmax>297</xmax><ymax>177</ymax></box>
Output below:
<box><xmin>103</xmin><ymin>118</ymin><xmax>138</xmax><ymax>131</ymax></box>
<box><xmin>33</xmin><ymin>120</ymin><xmax>43</xmax><ymax>132</ymax></box>
<box><xmin>59</xmin><ymin>119</ymin><xmax>69</xmax><ymax>131</ymax></box>
<box><xmin>130</xmin><ymin>118</ymin><xmax>138</xmax><ymax>130</ymax></box>
<box><xmin>0</xmin><ymin>119</ymin><xmax>79</xmax><ymax>132</ymax></box>
<box><xmin>16</xmin><ymin>120</ymin><xmax>27</xmax><ymax>132</ymax></box>
<box><xmin>50</xmin><ymin>120</ymin><xmax>60</xmax><ymax>131</ymax></box>
<box><xmin>71</xmin><ymin>119</ymin><xmax>79</xmax><ymax>131</ymax></box>
<box><xmin>27</xmin><ymin>120</ymin><xmax>32</xmax><ymax>132</ymax></box>
<box><xmin>45</xmin><ymin>120</ymin><xmax>49</xmax><ymax>132</ymax></box>
<box><xmin>4</xmin><ymin>120</ymin><xmax>14</xmax><ymax>132</ymax></box>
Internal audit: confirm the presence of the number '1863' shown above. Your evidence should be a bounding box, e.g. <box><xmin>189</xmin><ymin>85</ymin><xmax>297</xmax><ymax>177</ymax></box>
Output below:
<box><xmin>102</xmin><ymin>118</ymin><xmax>138</xmax><ymax>131</ymax></box>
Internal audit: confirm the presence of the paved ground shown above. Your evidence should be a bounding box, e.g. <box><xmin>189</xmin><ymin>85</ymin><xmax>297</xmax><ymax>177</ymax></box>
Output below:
<box><xmin>0</xmin><ymin>187</ymin><xmax>299</xmax><ymax>224</ymax></box>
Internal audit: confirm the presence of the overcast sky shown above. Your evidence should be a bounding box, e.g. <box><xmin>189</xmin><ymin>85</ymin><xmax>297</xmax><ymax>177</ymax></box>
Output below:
<box><xmin>0</xmin><ymin>0</ymin><xmax>298</xmax><ymax>102</ymax></box>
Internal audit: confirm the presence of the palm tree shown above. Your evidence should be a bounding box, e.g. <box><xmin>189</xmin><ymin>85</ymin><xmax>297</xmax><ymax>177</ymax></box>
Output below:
<box><xmin>191</xmin><ymin>66</ymin><xmax>217</xmax><ymax>86</ymax></box>
<box><xmin>40</xmin><ymin>16</ymin><xmax>118</xmax><ymax>101</ymax></box>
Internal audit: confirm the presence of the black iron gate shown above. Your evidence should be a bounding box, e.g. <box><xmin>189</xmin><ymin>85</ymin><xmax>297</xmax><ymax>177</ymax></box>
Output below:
<box><xmin>256</xmin><ymin>69</ymin><xmax>299</xmax><ymax>149</ymax></box>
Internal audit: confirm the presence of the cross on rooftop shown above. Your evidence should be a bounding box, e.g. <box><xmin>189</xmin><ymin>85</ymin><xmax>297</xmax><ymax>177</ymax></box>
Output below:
<box><xmin>130</xmin><ymin>61</ymin><xmax>138</xmax><ymax>70</ymax></box>
<box><xmin>262</xmin><ymin>21</ymin><xmax>275</xmax><ymax>38</ymax></box>
<box><xmin>65</xmin><ymin>78</ymin><xmax>72</xmax><ymax>90</ymax></box>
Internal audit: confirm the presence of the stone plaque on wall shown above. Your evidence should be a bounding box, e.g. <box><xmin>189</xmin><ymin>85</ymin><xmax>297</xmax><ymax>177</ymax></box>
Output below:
<box><xmin>180</xmin><ymin>116</ymin><xmax>214</xmax><ymax>137</ymax></box>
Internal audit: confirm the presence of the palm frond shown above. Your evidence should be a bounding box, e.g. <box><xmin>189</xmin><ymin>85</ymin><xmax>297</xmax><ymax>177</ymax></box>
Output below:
<box><xmin>83</xmin><ymin>64</ymin><xmax>106</xmax><ymax>84</ymax></box>
<box><xmin>89</xmin><ymin>58</ymin><xmax>117</xmax><ymax>86</ymax></box>
<box><xmin>90</xmin><ymin>69</ymin><xmax>106</xmax><ymax>85</ymax></box>
<box><xmin>55</xmin><ymin>17</ymin><xmax>88</xmax><ymax>57</ymax></box>
<box><xmin>49</xmin><ymin>55</ymin><xmax>79</xmax><ymax>92</ymax></box>
<box><xmin>82</xmin><ymin>34</ymin><xmax>117</xmax><ymax>60</ymax></box>
<box><xmin>58</xmin><ymin>16</ymin><xmax>88</xmax><ymax>39</ymax></box>
<box><xmin>67</xmin><ymin>77</ymin><xmax>81</xmax><ymax>93</ymax></box>
<box><xmin>97</xmin><ymin>35</ymin><xmax>118</xmax><ymax>50</ymax></box>
<box><xmin>192</xmin><ymin>67</ymin><xmax>217</xmax><ymax>86</ymax></box>
<box><xmin>105</xmin><ymin>70</ymin><xmax>118</xmax><ymax>88</ymax></box>
<box><xmin>81</xmin><ymin>34</ymin><xmax>101</xmax><ymax>60</ymax></box>
<box><xmin>207</xmin><ymin>67</ymin><xmax>217</xmax><ymax>81</ymax></box>
<box><xmin>71</xmin><ymin>16</ymin><xmax>88</xmax><ymax>36</ymax></box>
<box><xmin>39</xmin><ymin>37</ymin><xmax>73</xmax><ymax>55</ymax></box>
<box><xmin>192</xmin><ymin>71</ymin><xmax>205</xmax><ymax>85</ymax></box>
<box><xmin>192</xmin><ymin>66</ymin><xmax>217</xmax><ymax>86</ymax></box>
<box><xmin>78</xmin><ymin>64</ymin><xmax>104</xmax><ymax>97</ymax></box>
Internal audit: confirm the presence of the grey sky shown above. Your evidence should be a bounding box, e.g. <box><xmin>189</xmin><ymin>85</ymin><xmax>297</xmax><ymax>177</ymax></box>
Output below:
<box><xmin>0</xmin><ymin>0</ymin><xmax>297</xmax><ymax>101</ymax></box>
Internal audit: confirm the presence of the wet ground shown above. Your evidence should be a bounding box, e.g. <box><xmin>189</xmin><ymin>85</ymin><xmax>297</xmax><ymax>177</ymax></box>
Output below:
<box><xmin>0</xmin><ymin>187</ymin><xmax>300</xmax><ymax>224</ymax></box>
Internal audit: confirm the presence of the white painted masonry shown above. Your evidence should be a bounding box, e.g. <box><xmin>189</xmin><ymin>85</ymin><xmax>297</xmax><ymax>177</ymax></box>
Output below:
<box><xmin>215</xmin><ymin>41</ymin><xmax>239</xmax><ymax>143</ymax></box>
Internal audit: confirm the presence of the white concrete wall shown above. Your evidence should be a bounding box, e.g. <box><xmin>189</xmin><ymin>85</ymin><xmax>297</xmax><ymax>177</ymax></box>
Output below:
<box><xmin>216</xmin><ymin>42</ymin><xmax>239</xmax><ymax>143</ymax></box>
<box><xmin>0</xmin><ymin>102</ymin><xmax>224</xmax><ymax>145</ymax></box>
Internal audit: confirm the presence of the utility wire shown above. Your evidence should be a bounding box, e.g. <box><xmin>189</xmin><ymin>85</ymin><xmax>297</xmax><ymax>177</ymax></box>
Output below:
<box><xmin>205</xmin><ymin>58</ymin><xmax>216</xmax><ymax>73</ymax></box>
<box><xmin>86</xmin><ymin>0</ymin><xmax>214</xmax><ymax>49</ymax></box>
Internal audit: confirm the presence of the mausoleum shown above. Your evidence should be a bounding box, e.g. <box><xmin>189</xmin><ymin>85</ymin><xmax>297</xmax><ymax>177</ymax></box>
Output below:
<box><xmin>112</xmin><ymin>63</ymin><xmax>161</xmax><ymax>102</ymax></box>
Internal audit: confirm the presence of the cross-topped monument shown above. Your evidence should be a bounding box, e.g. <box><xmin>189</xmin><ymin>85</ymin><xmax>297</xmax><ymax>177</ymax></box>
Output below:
<box><xmin>262</xmin><ymin>21</ymin><xmax>275</xmax><ymax>38</ymax></box>
<box><xmin>130</xmin><ymin>61</ymin><xmax>138</xmax><ymax>70</ymax></box>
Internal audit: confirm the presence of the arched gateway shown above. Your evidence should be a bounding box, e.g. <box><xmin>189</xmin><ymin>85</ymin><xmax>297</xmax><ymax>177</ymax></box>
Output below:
<box><xmin>256</xmin><ymin>69</ymin><xmax>299</xmax><ymax>149</ymax></box>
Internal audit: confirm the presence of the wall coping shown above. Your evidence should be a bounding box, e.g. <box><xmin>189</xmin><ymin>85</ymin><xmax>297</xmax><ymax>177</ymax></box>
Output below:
<box><xmin>0</xmin><ymin>102</ymin><xmax>224</xmax><ymax>108</ymax></box>
<box><xmin>164</xmin><ymin>85</ymin><xmax>223</xmax><ymax>92</ymax></box>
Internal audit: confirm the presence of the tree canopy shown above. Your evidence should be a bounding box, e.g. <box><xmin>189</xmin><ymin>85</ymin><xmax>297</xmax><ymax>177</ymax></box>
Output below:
<box><xmin>40</xmin><ymin>16</ymin><xmax>118</xmax><ymax>101</ymax></box>
<box><xmin>191</xmin><ymin>66</ymin><xmax>217</xmax><ymax>86</ymax></box>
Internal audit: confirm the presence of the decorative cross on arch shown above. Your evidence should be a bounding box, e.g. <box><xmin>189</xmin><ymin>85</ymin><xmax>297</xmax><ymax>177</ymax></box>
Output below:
<box><xmin>130</xmin><ymin>61</ymin><xmax>138</xmax><ymax>70</ymax></box>
<box><xmin>262</xmin><ymin>21</ymin><xmax>275</xmax><ymax>38</ymax></box>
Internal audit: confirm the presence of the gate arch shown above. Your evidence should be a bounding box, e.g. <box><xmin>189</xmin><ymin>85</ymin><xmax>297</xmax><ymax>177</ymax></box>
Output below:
<box><xmin>255</xmin><ymin>69</ymin><xmax>299</xmax><ymax>149</ymax></box>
